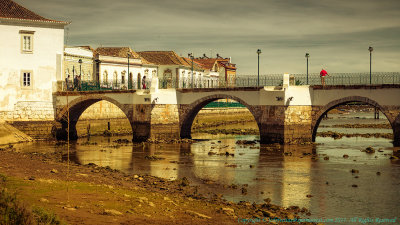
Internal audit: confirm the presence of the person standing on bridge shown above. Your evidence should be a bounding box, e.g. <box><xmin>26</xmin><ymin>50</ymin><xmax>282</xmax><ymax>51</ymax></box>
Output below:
<box><xmin>65</xmin><ymin>75</ymin><xmax>71</xmax><ymax>91</ymax></box>
<box><xmin>142</xmin><ymin>76</ymin><xmax>147</xmax><ymax>89</ymax></box>
<box><xmin>320</xmin><ymin>68</ymin><xmax>329</xmax><ymax>86</ymax></box>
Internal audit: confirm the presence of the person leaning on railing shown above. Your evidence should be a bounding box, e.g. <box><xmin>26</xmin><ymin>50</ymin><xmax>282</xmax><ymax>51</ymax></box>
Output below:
<box><xmin>320</xmin><ymin>68</ymin><xmax>329</xmax><ymax>86</ymax></box>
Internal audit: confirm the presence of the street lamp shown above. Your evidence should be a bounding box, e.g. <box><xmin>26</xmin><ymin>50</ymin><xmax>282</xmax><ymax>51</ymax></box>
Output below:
<box><xmin>305</xmin><ymin>53</ymin><xmax>310</xmax><ymax>84</ymax></box>
<box><xmin>368</xmin><ymin>46</ymin><xmax>373</xmax><ymax>85</ymax></box>
<box><xmin>257</xmin><ymin>49</ymin><xmax>262</xmax><ymax>87</ymax></box>
<box><xmin>78</xmin><ymin>59</ymin><xmax>82</xmax><ymax>77</ymax></box>
<box><xmin>127</xmin><ymin>52</ymin><xmax>131</xmax><ymax>89</ymax></box>
<box><xmin>188</xmin><ymin>53</ymin><xmax>194</xmax><ymax>88</ymax></box>
<box><xmin>78</xmin><ymin>59</ymin><xmax>82</xmax><ymax>91</ymax></box>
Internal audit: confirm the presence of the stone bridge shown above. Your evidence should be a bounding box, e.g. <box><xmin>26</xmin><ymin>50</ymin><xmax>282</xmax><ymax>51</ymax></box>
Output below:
<box><xmin>53</xmin><ymin>77</ymin><xmax>400</xmax><ymax>146</ymax></box>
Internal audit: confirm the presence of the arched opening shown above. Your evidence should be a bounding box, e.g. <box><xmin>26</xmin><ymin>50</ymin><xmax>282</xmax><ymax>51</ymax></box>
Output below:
<box><xmin>137</xmin><ymin>73</ymin><xmax>141</xmax><ymax>89</ymax></box>
<box><xmin>128</xmin><ymin>72</ymin><xmax>133</xmax><ymax>89</ymax></box>
<box><xmin>312</xmin><ymin>99</ymin><xmax>394</xmax><ymax>145</ymax></box>
<box><xmin>180</xmin><ymin>95</ymin><xmax>260</xmax><ymax>140</ymax></box>
<box><xmin>56</xmin><ymin>97</ymin><xmax>132</xmax><ymax>141</ymax></box>
<box><xmin>76</xmin><ymin>100</ymin><xmax>132</xmax><ymax>138</ymax></box>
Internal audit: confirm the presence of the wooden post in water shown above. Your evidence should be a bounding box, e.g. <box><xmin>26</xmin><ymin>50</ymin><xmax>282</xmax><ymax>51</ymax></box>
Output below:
<box><xmin>87</xmin><ymin>124</ymin><xmax>91</xmax><ymax>139</ymax></box>
<box><xmin>374</xmin><ymin>107</ymin><xmax>379</xmax><ymax>119</ymax></box>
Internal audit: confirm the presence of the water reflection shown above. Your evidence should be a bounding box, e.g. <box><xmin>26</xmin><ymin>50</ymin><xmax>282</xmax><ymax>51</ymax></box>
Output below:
<box><xmin>11</xmin><ymin>111</ymin><xmax>400</xmax><ymax>224</ymax></box>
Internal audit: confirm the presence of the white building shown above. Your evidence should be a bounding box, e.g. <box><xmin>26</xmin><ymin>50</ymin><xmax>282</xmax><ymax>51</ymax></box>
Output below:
<box><xmin>95</xmin><ymin>47</ymin><xmax>157</xmax><ymax>90</ymax></box>
<box><xmin>138</xmin><ymin>51</ymin><xmax>205</xmax><ymax>88</ymax></box>
<box><xmin>64</xmin><ymin>46</ymin><xmax>94</xmax><ymax>84</ymax></box>
<box><xmin>0</xmin><ymin>0</ymin><xmax>68</xmax><ymax>121</ymax></box>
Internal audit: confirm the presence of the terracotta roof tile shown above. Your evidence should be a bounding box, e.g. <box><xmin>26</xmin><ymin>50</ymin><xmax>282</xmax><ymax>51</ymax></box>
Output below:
<box><xmin>138</xmin><ymin>51</ymin><xmax>190</xmax><ymax>66</ymax></box>
<box><xmin>0</xmin><ymin>0</ymin><xmax>67</xmax><ymax>23</ymax></box>
<box><xmin>95</xmin><ymin>47</ymin><xmax>140</xmax><ymax>59</ymax></box>
<box><xmin>193</xmin><ymin>58</ymin><xmax>218</xmax><ymax>70</ymax></box>
<box><xmin>181</xmin><ymin>57</ymin><xmax>206</xmax><ymax>71</ymax></box>
<box><xmin>194</xmin><ymin>57</ymin><xmax>237</xmax><ymax>71</ymax></box>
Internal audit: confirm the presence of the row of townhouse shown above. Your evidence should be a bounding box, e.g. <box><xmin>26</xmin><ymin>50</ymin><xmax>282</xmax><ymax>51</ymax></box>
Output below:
<box><xmin>64</xmin><ymin>47</ymin><xmax>237</xmax><ymax>91</ymax></box>
<box><xmin>0</xmin><ymin>0</ymin><xmax>236</xmax><ymax>122</ymax></box>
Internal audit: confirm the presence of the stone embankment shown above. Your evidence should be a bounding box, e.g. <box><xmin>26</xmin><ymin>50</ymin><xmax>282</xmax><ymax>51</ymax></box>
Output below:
<box><xmin>0</xmin><ymin>122</ymin><xmax>33</xmax><ymax>145</ymax></box>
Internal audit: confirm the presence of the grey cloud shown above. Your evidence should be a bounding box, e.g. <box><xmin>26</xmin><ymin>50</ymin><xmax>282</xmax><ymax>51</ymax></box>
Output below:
<box><xmin>13</xmin><ymin>0</ymin><xmax>400</xmax><ymax>74</ymax></box>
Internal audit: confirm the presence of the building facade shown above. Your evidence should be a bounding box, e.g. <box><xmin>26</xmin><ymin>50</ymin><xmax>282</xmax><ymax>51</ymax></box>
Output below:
<box><xmin>95</xmin><ymin>47</ymin><xmax>157</xmax><ymax>90</ymax></box>
<box><xmin>64</xmin><ymin>46</ymin><xmax>94</xmax><ymax>85</ymax></box>
<box><xmin>138</xmin><ymin>51</ymin><xmax>206</xmax><ymax>88</ymax></box>
<box><xmin>194</xmin><ymin>53</ymin><xmax>237</xmax><ymax>87</ymax></box>
<box><xmin>0</xmin><ymin>0</ymin><xmax>68</xmax><ymax>122</ymax></box>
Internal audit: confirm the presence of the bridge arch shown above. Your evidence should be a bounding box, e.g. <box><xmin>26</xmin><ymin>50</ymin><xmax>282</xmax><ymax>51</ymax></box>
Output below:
<box><xmin>56</xmin><ymin>95</ymin><xmax>133</xmax><ymax>140</ymax></box>
<box><xmin>179</xmin><ymin>94</ymin><xmax>261</xmax><ymax>139</ymax></box>
<box><xmin>311</xmin><ymin>96</ymin><xmax>394</xmax><ymax>142</ymax></box>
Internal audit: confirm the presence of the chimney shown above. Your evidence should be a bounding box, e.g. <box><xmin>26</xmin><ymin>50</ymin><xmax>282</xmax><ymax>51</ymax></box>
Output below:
<box><xmin>216</xmin><ymin>53</ymin><xmax>220</xmax><ymax>58</ymax></box>
<box><xmin>203</xmin><ymin>53</ymin><xmax>207</xmax><ymax>58</ymax></box>
<box><xmin>229</xmin><ymin>57</ymin><xmax>231</xmax><ymax>63</ymax></box>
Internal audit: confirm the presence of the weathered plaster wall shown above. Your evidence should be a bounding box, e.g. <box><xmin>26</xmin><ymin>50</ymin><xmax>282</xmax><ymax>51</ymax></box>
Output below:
<box><xmin>0</xmin><ymin>22</ymin><xmax>64</xmax><ymax>121</ymax></box>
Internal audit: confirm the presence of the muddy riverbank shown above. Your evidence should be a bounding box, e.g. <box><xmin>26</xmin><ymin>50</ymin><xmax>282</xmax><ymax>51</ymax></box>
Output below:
<box><xmin>0</xmin><ymin>145</ymin><xmax>318</xmax><ymax>225</ymax></box>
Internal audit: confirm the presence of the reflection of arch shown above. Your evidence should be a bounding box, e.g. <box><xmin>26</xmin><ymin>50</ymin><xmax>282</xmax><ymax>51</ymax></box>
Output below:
<box><xmin>179</xmin><ymin>94</ymin><xmax>260</xmax><ymax>139</ymax></box>
<box><xmin>311</xmin><ymin>96</ymin><xmax>393</xmax><ymax>142</ymax></box>
<box><xmin>56</xmin><ymin>95</ymin><xmax>133</xmax><ymax>140</ymax></box>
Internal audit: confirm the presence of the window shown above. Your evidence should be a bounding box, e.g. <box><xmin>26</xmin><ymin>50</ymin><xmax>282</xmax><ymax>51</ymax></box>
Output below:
<box><xmin>21</xmin><ymin>71</ymin><xmax>32</xmax><ymax>88</ymax></box>
<box><xmin>23</xmin><ymin>72</ymin><xmax>31</xmax><ymax>86</ymax></box>
<box><xmin>121</xmin><ymin>71</ymin><xmax>126</xmax><ymax>84</ymax></box>
<box><xmin>20</xmin><ymin>30</ymin><xmax>35</xmax><ymax>53</ymax></box>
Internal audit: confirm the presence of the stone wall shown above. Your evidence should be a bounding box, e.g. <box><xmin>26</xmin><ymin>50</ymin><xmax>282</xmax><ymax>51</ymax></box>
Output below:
<box><xmin>284</xmin><ymin>106</ymin><xmax>313</xmax><ymax>144</ymax></box>
<box><xmin>79</xmin><ymin>101</ymin><xmax>127</xmax><ymax>119</ymax></box>
<box><xmin>0</xmin><ymin>101</ymin><xmax>54</xmax><ymax>121</ymax></box>
<box><xmin>76</xmin><ymin>118</ymin><xmax>131</xmax><ymax>137</ymax></box>
<box><xmin>150</xmin><ymin>104</ymin><xmax>180</xmax><ymax>140</ymax></box>
<box><xmin>8</xmin><ymin>121</ymin><xmax>54</xmax><ymax>140</ymax></box>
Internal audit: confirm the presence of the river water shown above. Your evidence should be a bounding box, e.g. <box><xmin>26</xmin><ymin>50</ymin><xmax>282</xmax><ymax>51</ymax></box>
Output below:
<box><xmin>12</xmin><ymin>112</ymin><xmax>400</xmax><ymax>224</ymax></box>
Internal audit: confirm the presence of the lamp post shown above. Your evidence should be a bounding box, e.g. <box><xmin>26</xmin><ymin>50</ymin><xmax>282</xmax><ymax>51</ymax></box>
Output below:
<box><xmin>188</xmin><ymin>53</ymin><xmax>194</xmax><ymax>88</ymax></box>
<box><xmin>368</xmin><ymin>46</ymin><xmax>373</xmax><ymax>85</ymax></box>
<box><xmin>305</xmin><ymin>53</ymin><xmax>310</xmax><ymax>84</ymax></box>
<box><xmin>78</xmin><ymin>59</ymin><xmax>82</xmax><ymax>76</ymax></box>
<box><xmin>127</xmin><ymin>52</ymin><xmax>131</xmax><ymax>89</ymax></box>
<box><xmin>257</xmin><ymin>49</ymin><xmax>261</xmax><ymax>87</ymax></box>
<box><xmin>78</xmin><ymin>59</ymin><xmax>82</xmax><ymax>91</ymax></box>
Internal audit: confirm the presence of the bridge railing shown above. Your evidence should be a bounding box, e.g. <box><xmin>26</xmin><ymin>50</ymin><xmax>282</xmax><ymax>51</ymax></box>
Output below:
<box><xmin>60</xmin><ymin>80</ymin><xmax>152</xmax><ymax>91</ymax></box>
<box><xmin>291</xmin><ymin>72</ymin><xmax>400</xmax><ymax>86</ymax></box>
<box><xmin>58</xmin><ymin>72</ymin><xmax>400</xmax><ymax>92</ymax></box>
<box><xmin>157</xmin><ymin>72</ymin><xmax>400</xmax><ymax>88</ymax></box>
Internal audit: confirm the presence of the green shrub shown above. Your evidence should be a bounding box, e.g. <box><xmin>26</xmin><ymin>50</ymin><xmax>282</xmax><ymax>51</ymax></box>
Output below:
<box><xmin>0</xmin><ymin>189</ymin><xmax>33</xmax><ymax>225</ymax></box>
<box><xmin>0</xmin><ymin>189</ymin><xmax>66</xmax><ymax>225</ymax></box>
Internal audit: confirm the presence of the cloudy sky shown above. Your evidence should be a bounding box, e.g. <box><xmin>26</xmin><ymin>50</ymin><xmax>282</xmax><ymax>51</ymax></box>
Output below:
<box><xmin>15</xmin><ymin>0</ymin><xmax>400</xmax><ymax>75</ymax></box>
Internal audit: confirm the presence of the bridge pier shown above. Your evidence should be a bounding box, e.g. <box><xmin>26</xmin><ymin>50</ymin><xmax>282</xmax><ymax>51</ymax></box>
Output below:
<box><xmin>53</xmin><ymin>121</ymin><xmax>78</xmax><ymax>141</ymax></box>
<box><xmin>258</xmin><ymin>106</ymin><xmax>313</xmax><ymax>144</ymax></box>
<box><xmin>394</xmin><ymin>117</ymin><xmax>400</xmax><ymax>147</ymax></box>
<box><xmin>149</xmin><ymin>105</ymin><xmax>181</xmax><ymax>140</ymax></box>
